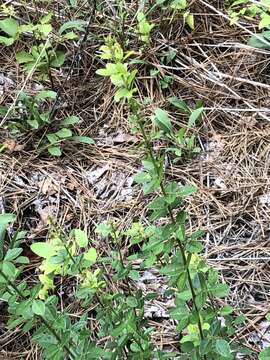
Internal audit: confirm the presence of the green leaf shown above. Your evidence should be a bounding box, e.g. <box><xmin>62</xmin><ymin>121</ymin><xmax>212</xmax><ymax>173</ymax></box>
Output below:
<box><xmin>46</xmin><ymin>134</ymin><xmax>59</xmax><ymax>144</ymax></box>
<box><xmin>186</xmin><ymin>13</ymin><xmax>195</xmax><ymax>30</ymax></box>
<box><xmin>16</xmin><ymin>51</ymin><xmax>33</xmax><ymax>64</ymax></box>
<box><xmin>61</xmin><ymin>116</ymin><xmax>80</xmax><ymax>126</ymax></box>
<box><xmin>220</xmin><ymin>305</ymin><xmax>233</xmax><ymax>315</ymax></box>
<box><xmin>171</xmin><ymin>0</ymin><xmax>187</xmax><ymax>10</ymax></box>
<box><xmin>14</xmin><ymin>256</ymin><xmax>30</xmax><ymax>264</ymax></box>
<box><xmin>178</xmin><ymin>184</ymin><xmax>197</xmax><ymax>197</ymax></box>
<box><xmin>0</xmin><ymin>36</ymin><xmax>14</xmax><ymax>46</ymax></box>
<box><xmin>114</xmin><ymin>88</ymin><xmax>132</xmax><ymax>102</ymax></box>
<box><xmin>130</xmin><ymin>342</ymin><xmax>140</xmax><ymax>352</ymax></box>
<box><xmin>164</xmin><ymin>181</ymin><xmax>179</xmax><ymax>204</ymax></box>
<box><xmin>0</xmin><ymin>18</ymin><xmax>18</xmax><ymax>37</ymax></box>
<box><xmin>2</xmin><ymin>261</ymin><xmax>16</xmax><ymax>278</ymax></box>
<box><xmin>27</xmin><ymin>119</ymin><xmax>39</xmax><ymax>129</ymax></box>
<box><xmin>38</xmin><ymin>24</ymin><xmax>52</xmax><ymax>36</ymax></box>
<box><xmin>154</xmin><ymin>108</ymin><xmax>172</xmax><ymax>133</ymax></box>
<box><xmin>83</xmin><ymin>248</ymin><xmax>97</xmax><ymax>262</ymax></box>
<box><xmin>71</xmin><ymin>136</ymin><xmax>95</xmax><ymax>144</ymax></box>
<box><xmin>186</xmin><ymin>240</ymin><xmax>203</xmax><ymax>253</ymax></box>
<box><xmin>259</xmin><ymin>347</ymin><xmax>270</xmax><ymax>360</ymax></box>
<box><xmin>0</xmin><ymin>213</ymin><xmax>16</xmax><ymax>224</ymax></box>
<box><xmin>209</xmin><ymin>283</ymin><xmax>229</xmax><ymax>298</ymax></box>
<box><xmin>59</xmin><ymin>20</ymin><xmax>87</xmax><ymax>34</ymax></box>
<box><xmin>30</xmin><ymin>242</ymin><xmax>55</xmax><ymax>258</ymax></box>
<box><xmin>4</xmin><ymin>248</ymin><xmax>23</xmax><ymax>261</ymax></box>
<box><xmin>40</xmin><ymin>12</ymin><xmax>52</xmax><ymax>25</ymax></box>
<box><xmin>177</xmin><ymin>290</ymin><xmax>192</xmax><ymax>301</ymax></box>
<box><xmin>35</xmin><ymin>90</ymin><xmax>57</xmax><ymax>100</ymax></box>
<box><xmin>32</xmin><ymin>300</ymin><xmax>46</xmax><ymax>316</ymax></box>
<box><xmin>95</xmin><ymin>223</ymin><xmax>112</xmax><ymax>237</ymax></box>
<box><xmin>215</xmin><ymin>339</ymin><xmax>231</xmax><ymax>358</ymax></box>
<box><xmin>248</xmin><ymin>31</ymin><xmax>270</xmax><ymax>49</ymax></box>
<box><xmin>188</xmin><ymin>107</ymin><xmax>203</xmax><ymax>128</ymax></box>
<box><xmin>259</xmin><ymin>14</ymin><xmax>270</xmax><ymax>29</ymax></box>
<box><xmin>129</xmin><ymin>270</ymin><xmax>140</xmax><ymax>281</ymax></box>
<box><xmin>50</xmin><ymin>51</ymin><xmax>65</xmax><ymax>67</ymax></box>
<box><xmin>48</xmin><ymin>146</ymin><xmax>62</xmax><ymax>157</ymax></box>
<box><xmin>62</xmin><ymin>31</ymin><xmax>78</xmax><ymax>40</ymax></box>
<box><xmin>133</xmin><ymin>171</ymin><xmax>151</xmax><ymax>184</ymax></box>
<box><xmin>74</xmin><ymin>229</ymin><xmax>88</xmax><ymax>247</ymax></box>
<box><xmin>147</xmin><ymin>197</ymin><xmax>168</xmax><ymax>220</ymax></box>
<box><xmin>126</xmin><ymin>296</ymin><xmax>138</xmax><ymax>308</ymax></box>
<box><xmin>169</xmin><ymin>97</ymin><xmax>190</xmax><ymax>113</ymax></box>
<box><xmin>55</xmin><ymin>128</ymin><xmax>73</xmax><ymax>138</ymax></box>
<box><xmin>96</xmin><ymin>63</ymin><xmax>117</xmax><ymax>77</ymax></box>
<box><xmin>233</xmin><ymin>314</ymin><xmax>246</xmax><ymax>325</ymax></box>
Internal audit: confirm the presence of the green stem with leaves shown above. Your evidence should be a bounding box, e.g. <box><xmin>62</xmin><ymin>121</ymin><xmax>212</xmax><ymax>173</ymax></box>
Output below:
<box><xmin>0</xmin><ymin>268</ymin><xmax>77</xmax><ymax>360</ymax></box>
<box><xmin>132</xmin><ymin>104</ymin><xmax>205</xmax><ymax>342</ymax></box>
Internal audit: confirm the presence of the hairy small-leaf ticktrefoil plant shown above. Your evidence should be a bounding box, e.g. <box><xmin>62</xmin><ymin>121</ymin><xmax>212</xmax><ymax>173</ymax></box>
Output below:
<box><xmin>136</xmin><ymin>12</ymin><xmax>155</xmax><ymax>44</ymax></box>
<box><xmin>227</xmin><ymin>0</ymin><xmax>270</xmax><ymax>29</ymax></box>
<box><xmin>30</xmin><ymin>220</ymin><xmax>99</xmax><ymax>299</ymax></box>
<box><xmin>96</xmin><ymin>37</ymin><xmax>251</xmax><ymax>359</ymax></box>
<box><xmin>2</xmin><ymin>90</ymin><xmax>94</xmax><ymax>156</ymax></box>
<box><xmin>0</xmin><ymin>214</ymin><xmax>108</xmax><ymax>360</ymax></box>
<box><xmin>96</xmin><ymin>36</ymin><xmax>137</xmax><ymax>102</ymax></box>
<box><xmin>0</xmin><ymin>10</ymin><xmax>89</xmax><ymax>79</ymax></box>
<box><xmin>156</xmin><ymin>0</ymin><xmax>195</xmax><ymax>30</ymax></box>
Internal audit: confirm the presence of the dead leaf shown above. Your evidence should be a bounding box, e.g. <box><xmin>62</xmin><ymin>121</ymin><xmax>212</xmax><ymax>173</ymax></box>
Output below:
<box><xmin>113</xmin><ymin>132</ymin><xmax>138</xmax><ymax>144</ymax></box>
<box><xmin>4</xmin><ymin>139</ymin><xmax>24</xmax><ymax>152</ymax></box>
<box><xmin>38</xmin><ymin>177</ymin><xmax>58</xmax><ymax>195</ymax></box>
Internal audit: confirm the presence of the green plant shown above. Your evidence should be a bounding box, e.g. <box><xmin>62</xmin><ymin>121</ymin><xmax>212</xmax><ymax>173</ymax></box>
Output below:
<box><xmin>227</xmin><ymin>0</ymin><xmax>270</xmax><ymax>29</ymax></box>
<box><xmin>0</xmin><ymin>10</ymin><xmax>88</xmax><ymax>78</ymax></box>
<box><xmin>0</xmin><ymin>214</ymin><xmax>108</xmax><ymax>359</ymax></box>
<box><xmin>96</xmin><ymin>36</ymin><xmax>137</xmax><ymax>102</ymax></box>
<box><xmin>248</xmin><ymin>29</ymin><xmax>270</xmax><ymax>48</ymax></box>
<box><xmin>3</xmin><ymin>90</ymin><xmax>94</xmax><ymax>156</ymax></box>
<box><xmin>150</xmin><ymin>69</ymin><xmax>174</xmax><ymax>89</ymax></box>
<box><xmin>227</xmin><ymin>0</ymin><xmax>270</xmax><ymax>48</ymax></box>
<box><xmin>95</xmin><ymin>38</ymin><xmax>251</xmax><ymax>359</ymax></box>
<box><xmin>30</xmin><ymin>221</ymin><xmax>99</xmax><ymax>299</ymax></box>
<box><xmin>167</xmin><ymin>97</ymin><xmax>203</xmax><ymax>160</ymax></box>
<box><xmin>136</xmin><ymin>12</ymin><xmax>155</xmax><ymax>44</ymax></box>
<box><xmin>45</xmin><ymin>116</ymin><xmax>95</xmax><ymax>157</ymax></box>
<box><xmin>156</xmin><ymin>0</ymin><xmax>195</xmax><ymax>30</ymax></box>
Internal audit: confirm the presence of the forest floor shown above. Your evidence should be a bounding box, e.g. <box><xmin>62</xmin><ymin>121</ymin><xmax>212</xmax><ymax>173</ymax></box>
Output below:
<box><xmin>1</xmin><ymin>1</ymin><xmax>270</xmax><ymax>358</ymax></box>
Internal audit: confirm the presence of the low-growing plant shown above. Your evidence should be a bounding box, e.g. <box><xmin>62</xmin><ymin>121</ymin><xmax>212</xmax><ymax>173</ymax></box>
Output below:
<box><xmin>2</xmin><ymin>90</ymin><xmax>94</xmax><ymax>156</ymax></box>
<box><xmin>167</xmin><ymin>96</ymin><xmax>203</xmax><ymax>160</ymax></box>
<box><xmin>156</xmin><ymin>0</ymin><xmax>195</xmax><ymax>30</ymax></box>
<box><xmin>0</xmin><ymin>9</ymin><xmax>88</xmax><ymax>78</ymax></box>
<box><xmin>227</xmin><ymin>0</ymin><xmax>270</xmax><ymax>29</ymax></box>
<box><xmin>96</xmin><ymin>36</ymin><xmax>137</xmax><ymax>102</ymax></box>
<box><xmin>136</xmin><ymin>11</ymin><xmax>155</xmax><ymax>44</ymax></box>
<box><xmin>95</xmin><ymin>38</ymin><xmax>251</xmax><ymax>359</ymax></box>
<box><xmin>150</xmin><ymin>69</ymin><xmax>174</xmax><ymax>89</ymax></box>
<box><xmin>0</xmin><ymin>214</ymin><xmax>108</xmax><ymax>359</ymax></box>
<box><xmin>1</xmin><ymin>2</ymin><xmax>263</xmax><ymax>357</ymax></box>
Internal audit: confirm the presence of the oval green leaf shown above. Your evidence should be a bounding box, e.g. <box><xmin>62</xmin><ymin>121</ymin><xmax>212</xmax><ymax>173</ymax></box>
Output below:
<box><xmin>74</xmin><ymin>229</ymin><xmax>88</xmax><ymax>247</ymax></box>
<box><xmin>154</xmin><ymin>108</ymin><xmax>172</xmax><ymax>133</ymax></box>
<box><xmin>215</xmin><ymin>339</ymin><xmax>231</xmax><ymax>357</ymax></box>
<box><xmin>30</xmin><ymin>242</ymin><xmax>55</xmax><ymax>258</ymax></box>
<box><xmin>32</xmin><ymin>300</ymin><xmax>46</xmax><ymax>316</ymax></box>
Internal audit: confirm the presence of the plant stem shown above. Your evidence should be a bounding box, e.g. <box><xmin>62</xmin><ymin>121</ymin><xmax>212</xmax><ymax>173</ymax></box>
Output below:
<box><xmin>136</xmin><ymin>115</ymin><xmax>205</xmax><ymax>342</ymax></box>
<box><xmin>0</xmin><ymin>269</ymin><xmax>77</xmax><ymax>360</ymax></box>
